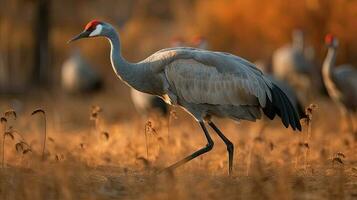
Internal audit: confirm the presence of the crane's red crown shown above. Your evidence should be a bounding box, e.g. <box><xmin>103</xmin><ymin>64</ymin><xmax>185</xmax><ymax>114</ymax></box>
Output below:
<box><xmin>85</xmin><ymin>20</ymin><xmax>101</xmax><ymax>31</ymax></box>
<box><xmin>325</xmin><ymin>34</ymin><xmax>335</xmax><ymax>45</ymax></box>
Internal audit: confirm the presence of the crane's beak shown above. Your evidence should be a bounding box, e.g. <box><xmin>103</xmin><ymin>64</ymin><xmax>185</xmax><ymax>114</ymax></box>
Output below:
<box><xmin>67</xmin><ymin>30</ymin><xmax>90</xmax><ymax>43</ymax></box>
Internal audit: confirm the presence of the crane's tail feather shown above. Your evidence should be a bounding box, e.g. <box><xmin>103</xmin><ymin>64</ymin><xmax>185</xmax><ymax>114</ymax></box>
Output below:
<box><xmin>263</xmin><ymin>84</ymin><xmax>302</xmax><ymax>131</ymax></box>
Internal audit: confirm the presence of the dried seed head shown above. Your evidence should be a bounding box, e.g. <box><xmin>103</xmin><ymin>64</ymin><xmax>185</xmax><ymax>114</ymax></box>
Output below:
<box><xmin>48</xmin><ymin>137</ymin><xmax>55</xmax><ymax>142</ymax></box>
<box><xmin>55</xmin><ymin>154</ymin><xmax>64</xmax><ymax>161</ymax></box>
<box><xmin>90</xmin><ymin>112</ymin><xmax>98</xmax><ymax>120</ymax></box>
<box><xmin>269</xmin><ymin>142</ymin><xmax>274</xmax><ymax>151</ymax></box>
<box><xmin>298</xmin><ymin>142</ymin><xmax>309</xmax><ymax>149</ymax></box>
<box><xmin>15</xmin><ymin>142</ymin><xmax>24</xmax><ymax>153</ymax></box>
<box><xmin>303</xmin><ymin>142</ymin><xmax>309</xmax><ymax>149</ymax></box>
<box><xmin>0</xmin><ymin>117</ymin><xmax>7</xmax><ymax>124</ymax></box>
<box><xmin>136</xmin><ymin>156</ymin><xmax>150</xmax><ymax>168</ymax></box>
<box><xmin>101</xmin><ymin>131</ymin><xmax>110</xmax><ymax>140</ymax></box>
<box><xmin>23</xmin><ymin>149</ymin><xmax>32</xmax><ymax>154</ymax></box>
<box><xmin>332</xmin><ymin>157</ymin><xmax>344</xmax><ymax>165</ymax></box>
<box><xmin>4</xmin><ymin>109</ymin><xmax>16</xmax><ymax>119</ymax></box>
<box><xmin>91</xmin><ymin>105</ymin><xmax>102</xmax><ymax>113</ymax></box>
<box><xmin>305</xmin><ymin>104</ymin><xmax>318</xmax><ymax>119</ymax></box>
<box><xmin>336</xmin><ymin>152</ymin><xmax>346</xmax><ymax>158</ymax></box>
<box><xmin>145</xmin><ymin>121</ymin><xmax>157</xmax><ymax>136</ymax></box>
<box><xmin>4</xmin><ymin>131</ymin><xmax>14</xmax><ymax>140</ymax></box>
<box><xmin>15</xmin><ymin>141</ymin><xmax>31</xmax><ymax>154</ymax></box>
<box><xmin>254</xmin><ymin>136</ymin><xmax>264</xmax><ymax>143</ymax></box>
<box><xmin>90</xmin><ymin>105</ymin><xmax>102</xmax><ymax>120</ymax></box>
<box><xmin>32</xmin><ymin>109</ymin><xmax>45</xmax><ymax>116</ymax></box>
<box><xmin>352</xmin><ymin>167</ymin><xmax>357</xmax><ymax>173</ymax></box>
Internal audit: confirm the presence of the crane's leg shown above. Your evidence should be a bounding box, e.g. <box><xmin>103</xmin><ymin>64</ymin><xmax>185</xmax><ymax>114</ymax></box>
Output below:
<box><xmin>208</xmin><ymin>121</ymin><xmax>234</xmax><ymax>175</ymax></box>
<box><xmin>346</xmin><ymin>112</ymin><xmax>356</xmax><ymax>140</ymax></box>
<box><xmin>160</xmin><ymin>121</ymin><xmax>214</xmax><ymax>173</ymax></box>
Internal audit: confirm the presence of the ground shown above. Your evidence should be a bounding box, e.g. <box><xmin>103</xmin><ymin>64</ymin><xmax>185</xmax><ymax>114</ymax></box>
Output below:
<box><xmin>0</xmin><ymin>91</ymin><xmax>356</xmax><ymax>200</ymax></box>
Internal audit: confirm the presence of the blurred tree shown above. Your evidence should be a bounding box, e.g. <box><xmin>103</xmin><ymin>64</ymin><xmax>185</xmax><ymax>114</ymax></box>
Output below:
<box><xmin>33</xmin><ymin>0</ymin><xmax>50</xmax><ymax>86</ymax></box>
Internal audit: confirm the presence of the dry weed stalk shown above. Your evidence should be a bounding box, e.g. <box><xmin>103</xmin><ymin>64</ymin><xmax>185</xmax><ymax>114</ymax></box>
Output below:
<box><xmin>15</xmin><ymin>141</ymin><xmax>32</xmax><ymax>155</ymax></box>
<box><xmin>31</xmin><ymin>109</ymin><xmax>47</xmax><ymax>160</ymax></box>
<box><xmin>1</xmin><ymin>117</ymin><xmax>7</xmax><ymax>168</ymax></box>
<box><xmin>304</xmin><ymin>104</ymin><xmax>318</xmax><ymax>141</ymax></box>
<box><xmin>137</xmin><ymin>156</ymin><xmax>151</xmax><ymax>170</ymax></box>
<box><xmin>1</xmin><ymin>110</ymin><xmax>17</xmax><ymax>168</ymax></box>
<box><xmin>301</xmin><ymin>104</ymin><xmax>317</xmax><ymax>170</ymax></box>
<box><xmin>4</xmin><ymin>109</ymin><xmax>16</xmax><ymax>119</ymax></box>
<box><xmin>101</xmin><ymin>131</ymin><xmax>110</xmax><ymax>141</ymax></box>
<box><xmin>332</xmin><ymin>152</ymin><xmax>345</xmax><ymax>166</ymax></box>
<box><xmin>90</xmin><ymin>105</ymin><xmax>102</xmax><ymax>133</ymax></box>
<box><xmin>144</xmin><ymin>120</ymin><xmax>158</xmax><ymax>159</ymax></box>
<box><xmin>167</xmin><ymin>108</ymin><xmax>177</xmax><ymax>141</ymax></box>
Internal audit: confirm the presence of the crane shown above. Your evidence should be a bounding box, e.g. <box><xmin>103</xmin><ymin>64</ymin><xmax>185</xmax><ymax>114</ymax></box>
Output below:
<box><xmin>272</xmin><ymin>30</ymin><xmax>318</xmax><ymax>101</ymax></box>
<box><xmin>61</xmin><ymin>49</ymin><xmax>102</xmax><ymax>93</ymax></box>
<box><xmin>69</xmin><ymin>20</ymin><xmax>302</xmax><ymax>175</ymax></box>
<box><xmin>322</xmin><ymin>34</ymin><xmax>357</xmax><ymax>135</ymax></box>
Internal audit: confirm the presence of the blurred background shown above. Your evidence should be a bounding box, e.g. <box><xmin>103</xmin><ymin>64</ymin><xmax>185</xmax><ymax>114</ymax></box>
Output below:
<box><xmin>0</xmin><ymin>2</ymin><xmax>356</xmax><ymax>199</ymax></box>
<box><xmin>0</xmin><ymin>0</ymin><xmax>356</xmax><ymax>125</ymax></box>
<box><xmin>0</xmin><ymin>0</ymin><xmax>356</xmax><ymax>91</ymax></box>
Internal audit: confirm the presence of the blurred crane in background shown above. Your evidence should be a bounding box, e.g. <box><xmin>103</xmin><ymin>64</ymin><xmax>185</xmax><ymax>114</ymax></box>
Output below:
<box><xmin>61</xmin><ymin>50</ymin><xmax>102</xmax><ymax>94</ymax></box>
<box><xmin>170</xmin><ymin>37</ymin><xmax>185</xmax><ymax>47</ymax></box>
<box><xmin>323</xmin><ymin>34</ymin><xmax>357</xmax><ymax>136</ymax></box>
<box><xmin>69</xmin><ymin>20</ymin><xmax>302</xmax><ymax>175</ymax></box>
<box><xmin>192</xmin><ymin>36</ymin><xmax>208</xmax><ymax>49</ymax></box>
<box><xmin>272</xmin><ymin>30</ymin><xmax>319</xmax><ymax>102</ymax></box>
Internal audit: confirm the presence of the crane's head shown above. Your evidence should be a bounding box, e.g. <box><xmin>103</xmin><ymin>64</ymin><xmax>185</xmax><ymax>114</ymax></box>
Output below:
<box><xmin>68</xmin><ymin>20</ymin><xmax>107</xmax><ymax>43</ymax></box>
<box><xmin>325</xmin><ymin>34</ymin><xmax>339</xmax><ymax>48</ymax></box>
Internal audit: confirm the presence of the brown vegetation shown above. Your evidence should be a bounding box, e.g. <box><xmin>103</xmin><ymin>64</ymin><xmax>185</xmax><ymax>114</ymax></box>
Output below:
<box><xmin>0</xmin><ymin>93</ymin><xmax>356</xmax><ymax>199</ymax></box>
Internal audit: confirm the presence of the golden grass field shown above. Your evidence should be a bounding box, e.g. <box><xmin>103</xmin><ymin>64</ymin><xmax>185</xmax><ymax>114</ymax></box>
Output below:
<box><xmin>0</xmin><ymin>91</ymin><xmax>356</xmax><ymax>200</ymax></box>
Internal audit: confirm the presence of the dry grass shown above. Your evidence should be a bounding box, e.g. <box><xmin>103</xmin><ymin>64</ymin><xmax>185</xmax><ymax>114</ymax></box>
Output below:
<box><xmin>0</xmin><ymin>93</ymin><xmax>356</xmax><ymax>200</ymax></box>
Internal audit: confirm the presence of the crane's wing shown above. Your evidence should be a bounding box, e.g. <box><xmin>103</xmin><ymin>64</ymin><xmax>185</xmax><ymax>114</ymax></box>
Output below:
<box><xmin>147</xmin><ymin>48</ymin><xmax>301</xmax><ymax>130</ymax></box>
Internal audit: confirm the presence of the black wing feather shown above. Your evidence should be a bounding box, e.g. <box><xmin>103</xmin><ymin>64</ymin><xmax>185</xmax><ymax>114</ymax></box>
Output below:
<box><xmin>263</xmin><ymin>83</ymin><xmax>302</xmax><ymax>131</ymax></box>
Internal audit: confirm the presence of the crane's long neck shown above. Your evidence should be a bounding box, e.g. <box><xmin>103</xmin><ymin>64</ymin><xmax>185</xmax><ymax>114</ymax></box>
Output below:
<box><xmin>106</xmin><ymin>30</ymin><xmax>152</xmax><ymax>93</ymax></box>
<box><xmin>322</xmin><ymin>47</ymin><xmax>336</xmax><ymax>82</ymax></box>
<box><xmin>292</xmin><ymin>34</ymin><xmax>304</xmax><ymax>52</ymax></box>
<box><xmin>322</xmin><ymin>46</ymin><xmax>340</xmax><ymax>99</ymax></box>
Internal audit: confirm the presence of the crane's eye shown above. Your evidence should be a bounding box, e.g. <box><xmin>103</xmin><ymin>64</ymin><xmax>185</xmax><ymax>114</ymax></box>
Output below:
<box><xmin>89</xmin><ymin>24</ymin><xmax>103</xmax><ymax>37</ymax></box>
